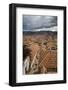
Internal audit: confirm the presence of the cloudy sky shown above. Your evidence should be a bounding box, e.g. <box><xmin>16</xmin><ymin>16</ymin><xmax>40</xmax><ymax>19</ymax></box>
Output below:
<box><xmin>23</xmin><ymin>15</ymin><xmax>57</xmax><ymax>31</ymax></box>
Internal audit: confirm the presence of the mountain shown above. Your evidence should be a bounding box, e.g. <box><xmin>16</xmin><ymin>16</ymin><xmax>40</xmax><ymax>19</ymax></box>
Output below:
<box><xmin>23</xmin><ymin>30</ymin><xmax>57</xmax><ymax>36</ymax></box>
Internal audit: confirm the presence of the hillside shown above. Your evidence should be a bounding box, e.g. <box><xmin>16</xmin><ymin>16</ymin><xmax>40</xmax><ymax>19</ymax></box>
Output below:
<box><xmin>23</xmin><ymin>30</ymin><xmax>57</xmax><ymax>74</ymax></box>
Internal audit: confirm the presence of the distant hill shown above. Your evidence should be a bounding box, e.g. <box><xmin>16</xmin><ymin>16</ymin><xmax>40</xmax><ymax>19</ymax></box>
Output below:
<box><xmin>23</xmin><ymin>31</ymin><xmax>57</xmax><ymax>36</ymax></box>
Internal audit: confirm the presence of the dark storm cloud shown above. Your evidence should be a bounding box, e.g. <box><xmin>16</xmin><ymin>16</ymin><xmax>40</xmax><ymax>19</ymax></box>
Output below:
<box><xmin>23</xmin><ymin>15</ymin><xmax>57</xmax><ymax>31</ymax></box>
